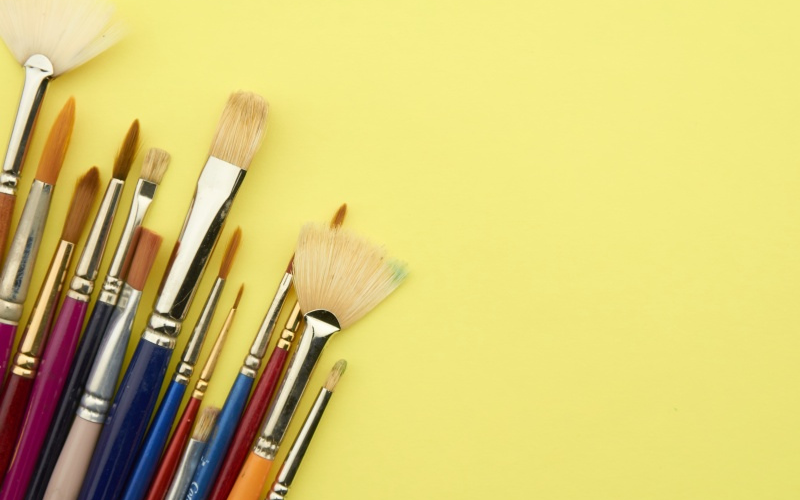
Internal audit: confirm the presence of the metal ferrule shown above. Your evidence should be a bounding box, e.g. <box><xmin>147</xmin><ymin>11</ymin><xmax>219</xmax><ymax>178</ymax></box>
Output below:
<box><xmin>77</xmin><ymin>284</ymin><xmax>142</xmax><ymax>423</ymax></box>
<box><xmin>67</xmin><ymin>178</ymin><xmax>125</xmax><ymax>302</ymax></box>
<box><xmin>253</xmin><ymin>310</ymin><xmax>340</xmax><ymax>460</ymax></box>
<box><xmin>192</xmin><ymin>297</ymin><xmax>237</xmax><ymax>400</ymax></box>
<box><xmin>0</xmin><ymin>180</ymin><xmax>54</xmax><ymax>324</ymax></box>
<box><xmin>276</xmin><ymin>302</ymin><xmax>302</xmax><ymax>351</ymax></box>
<box><xmin>164</xmin><ymin>438</ymin><xmax>206</xmax><ymax>500</ymax></box>
<box><xmin>11</xmin><ymin>240</ymin><xmax>74</xmax><ymax>378</ymax></box>
<box><xmin>173</xmin><ymin>277</ymin><xmax>225</xmax><ymax>385</ymax></box>
<box><xmin>98</xmin><ymin>179</ymin><xmax>157</xmax><ymax>305</ymax></box>
<box><xmin>240</xmin><ymin>272</ymin><xmax>293</xmax><ymax>377</ymax></box>
<box><xmin>0</xmin><ymin>54</ymin><xmax>54</xmax><ymax>195</ymax></box>
<box><xmin>143</xmin><ymin>157</ymin><xmax>245</xmax><ymax>349</ymax></box>
<box><xmin>267</xmin><ymin>388</ymin><xmax>332</xmax><ymax>500</ymax></box>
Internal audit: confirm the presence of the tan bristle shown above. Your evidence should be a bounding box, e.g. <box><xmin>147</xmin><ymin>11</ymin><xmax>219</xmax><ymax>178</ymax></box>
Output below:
<box><xmin>324</xmin><ymin>359</ymin><xmax>347</xmax><ymax>392</ymax></box>
<box><xmin>60</xmin><ymin>167</ymin><xmax>100</xmax><ymax>243</ymax></box>
<box><xmin>140</xmin><ymin>148</ymin><xmax>170</xmax><ymax>184</ymax></box>
<box><xmin>112</xmin><ymin>120</ymin><xmax>139</xmax><ymax>180</ymax></box>
<box><xmin>218</xmin><ymin>227</ymin><xmax>242</xmax><ymax>279</ymax></box>
<box><xmin>330</xmin><ymin>203</ymin><xmax>347</xmax><ymax>228</ymax></box>
<box><xmin>293</xmin><ymin>224</ymin><xmax>408</xmax><ymax>329</ymax></box>
<box><xmin>126</xmin><ymin>228</ymin><xmax>162</xmax><ymax>291</ymax></box>
<box><xmin>193</xmin><ymin>407</ymin><xmax>219</xmax><ymax>442</ymax></box>
<box><xmin>35</xmin><ymin>98</ymin><xmax>76</xmax><ymax>185</ymax></box>
<box><xmin>233</xmin><ymin>284</ymin><xmax>244</xmax><ymax>308</ymax></box>
<box><xmin>208</xmin><ymin>91</ymin><xmax>269</xmax><ymax>170</ymax></box>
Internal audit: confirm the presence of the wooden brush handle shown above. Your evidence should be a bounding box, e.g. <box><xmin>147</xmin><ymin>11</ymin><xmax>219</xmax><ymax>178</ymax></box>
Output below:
<box><xmin>0</xmin><ymin>323</ymin><xmax>18</xmax><ymax>382</ymax></box>
<box><xmin>227</xmin><ymin>453</ymin><xmax>273</xmax><ymax>500</ymax></box>
<box><xmin>0</xmin><ymin>191</ymin><xmax>17</xmax><ymax>263</ymax></box>
<box><xmin>0</xmin><ymin>374</ymin><xmax>35</xmax><ymax>477</ymax></box>
<box><xmin>44</xmin><ymin>417</ymin><xmax>104</xmax><ymax>500</ymax></box>
<box><xmin>144</xmin><ymin>397</ymin><xmax>201</xmax><ymax>500</ymax></box>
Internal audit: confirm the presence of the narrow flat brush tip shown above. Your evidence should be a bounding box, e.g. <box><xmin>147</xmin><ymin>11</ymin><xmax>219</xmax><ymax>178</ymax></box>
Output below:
<box><xmin>209</xmin><ymin>91</ymin><xmax>269</xmax><ymax>170</ymax></box>
<box><xmin>60</xmin><ymin>167</ymin><xmax>100</xmax><ymax>243</ymax></box>
<box><xmin>194</xmin><ymin>406</ymin><xmax>220</xmax><ymax>442</ymax></box>
<box><xmin>330</xmin><ymin>203</ymin><xmax>348</xmax><ymax>228</ymax></box>
<box><xmin>140</xmin><ymin>148</ymin><xmax>170</xmax><ymax>184</ymax></box>
<box><xmin>233</xmin><ymin>284</ymin><xmax>244</xmax><ymax>308</ymax></box>
<box><xmin>324</xmin><ymin>360</ymin><xmax>347</xmax><ymax>392</ymax></box>
<box><xmin>112</xmin><ymin>120</ymin><xmax>139</xmax><ymax>180</ymax></box>
<box><xmin>126</xmin><ymin>228</ymin><xmax>162</xmax><ymax>291</ymax></box>
<box><xmin>218</xmin><ymin>227</ymin><xmax>242</xmax><ymax>279</ymax></box>
<box><xmin>35</xmin><ymin>97</ymin><xmax>76</xmax><ymax>185</ymax></box>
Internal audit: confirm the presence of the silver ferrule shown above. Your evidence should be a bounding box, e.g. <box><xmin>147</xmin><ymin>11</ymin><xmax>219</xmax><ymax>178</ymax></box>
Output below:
<box><xmin>0</xmin><ymin>55</ymin><xmax>54</xmax><ymax>194</ymax></box>
<box><xmin>254</xmin><ymin>310</ymin><xmax>340</xmax><ymax>460</ymax></box>
<box><xmin>173</xmin><ymin>276</ymin><xmax>225</xmax><ymax>385</ymax></box>
<box><xmin>98</xmin><ymin>179</ymin><xmax>157</xmax><ymax>305</ymax></box>
<box><xmin>77</xmin><ymin>284</ymin><xmax>142</xmax><ymax>423</ymax></box>
<box><xmin>0</xmin><ymin>180</ymin><xmax>54</xmax><ymax>324</ymax></box>
<box><xmin>268</xmin><ymin>388</ymin><xmax>333</xmax><ymax>500</ymax></box>
<box><xmin>165</xmin><ymin>438</ymin><xmax>207</xmax><ymax>500</ymax></box>
<box><xmin>240</xmin><ymin>272</ymin><xmax>292</xmax><ymax>378</ymax></box>
<box><xmin>67</xmin><ymin>178</ymin><xmax>125</xmax><ymax>302</ymax></box>
<box><xmin>143</xmin><ymin>157</ymin><xmax>245</xmax><ymax>349</ymax></box>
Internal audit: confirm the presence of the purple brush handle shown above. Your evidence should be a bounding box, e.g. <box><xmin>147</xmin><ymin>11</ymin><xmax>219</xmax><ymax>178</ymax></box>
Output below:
<box><xmin>0</xmin><ymin>323</ymin><xmax>17</xmax><ymax>382</ymax></box>
<box><xmin>0</xmin><ymin>296</ymin><xmax>88</xmax><ymax>500</ymax></box>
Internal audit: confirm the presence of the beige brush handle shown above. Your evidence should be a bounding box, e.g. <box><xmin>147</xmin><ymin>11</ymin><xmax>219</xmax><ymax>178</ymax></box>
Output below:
<box><xmin>44</xmin><ymin>417</ymin><xmax>102</xmax><ymax>500</ymax></box>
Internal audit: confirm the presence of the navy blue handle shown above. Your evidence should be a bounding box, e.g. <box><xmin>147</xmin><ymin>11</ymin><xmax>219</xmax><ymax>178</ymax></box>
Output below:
<box><xmin>186</xmin><ymin>373</ymin><xmax>254</xmax><ymax>500</ymax></box>
<box><xmin>78</xmin><ymin>339</ymin><xmax>172</xmax><ymax>500</ymax></box>
<box><xmin>121</xmin><ymin>379</ymin><xmax>187</xmax><ymax>500</ymax></box>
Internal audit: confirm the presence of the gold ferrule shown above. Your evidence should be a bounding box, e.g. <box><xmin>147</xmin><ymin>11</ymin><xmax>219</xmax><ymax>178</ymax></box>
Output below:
<box><xmin>276</xmin><ymin>302</ymin><xmax>302</xmax><ymax>351</ymax></box>
<box><xmin>191</xmin><ymin>301</ymin><xmax>238</xmax><ymax>399</ymax></box>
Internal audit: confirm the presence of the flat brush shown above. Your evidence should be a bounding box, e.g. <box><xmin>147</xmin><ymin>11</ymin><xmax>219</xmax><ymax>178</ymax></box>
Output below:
<box><xmin>27</xmin><ymin>146</ymin><xmax>166</xmax><ymax>500</ymax></box>
<box><xmin>78</xmin><ymin>91</ymin><xmax>268</xmax><ymax>500</ymax></box>
<box><xmin>2</xmin><ymin>121</ymin><xmax>139</xmax><ymax>500</ymax></box>
<box><xmin>44</xmin><ymin>229</ymin><xmax>162</xmax><ymax>500</ymax></box>
<box><xmin>229</xmin><ymin>224</ymin><xmax>407</xmax><ymax>499</ymax></box>
<box><xmin>0</xmin><ymin>0</ymin><xmax>122</xmax><ymax>258</ymax></box>
<box><xmin>122</xmin><ymin>229</ymin><xmax>243</xmax><ymax>500</ymax></box>
<box><xmin>0</xmin><ymin>168</ymin><xmax>99</xmax><ymax>481</ymax></box>
<box><xmin>208</xmin><ymin>203</ymin><xmax>347</xmax><ymax>500</ymax></box>
<box><xmin>164</xmin><ymin>407</ymin><xmax>219</xmax><ymax>500</ymax></box>
<box><xmin>0</xmin><ymin>98</ymin><xmax>74</xmax><ymax>378</ymax></box>
<box><xmin>267</xmin><ymin>360</ymin><xmax>347</xmax><ymax>500</ymax></box>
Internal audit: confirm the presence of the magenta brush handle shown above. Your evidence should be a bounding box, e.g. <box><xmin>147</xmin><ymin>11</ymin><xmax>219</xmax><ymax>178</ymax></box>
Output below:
<box><xmin>0</xmin><ymin>323</ymin><xmax>18</xmax><ymax>381</ymax></box>
<box><xmin>0</xmin><ymin>297</ymin><xmax>88</xmax><ymax>499</ymax></box>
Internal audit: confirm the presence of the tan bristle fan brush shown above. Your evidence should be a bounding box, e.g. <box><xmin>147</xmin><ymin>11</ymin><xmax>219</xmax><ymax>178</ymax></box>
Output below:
<box><xmin>228</xmin><ymin>223</ymin><xmax>407</xmax><ymax>499</ymax></box>
<box><xmin>0</xmin><ymin>0</ymin><xmax>122</xmax><ymax>257</ymax></box>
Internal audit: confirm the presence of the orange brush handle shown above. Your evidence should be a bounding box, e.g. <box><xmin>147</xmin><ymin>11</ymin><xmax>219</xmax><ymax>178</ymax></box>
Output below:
<box><xmin>227</xmin><ymin>452</ymin><xmax>273</xmax><ymax>500</ymax></box>
<box><xmin>0</xmin><ymin>192</ymin><xmax>16</xmax><ymax>260</ymax></box>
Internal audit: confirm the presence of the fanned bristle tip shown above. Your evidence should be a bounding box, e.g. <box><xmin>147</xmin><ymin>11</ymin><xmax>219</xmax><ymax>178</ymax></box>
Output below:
<box><xmin>218</xmin><ymin>227</ymin><xmax>242</xmax><ymax>279</ymax></box>
<box><xmin>233</xmin><ymin>284</ymin><xmax>244</xmax><ymax>308</ymax></box>
<box><xmin>324</xmin><ymin>359</ymin><xmax>347</xmax><ymax>392</ymax></box>
<box><xmin>112</xmin><ymin>120</ymin><xmax>139</xmax><ymax>180</ymax></box>
<box><xmin>60</xmin><ymin>167</ymin><xmax>100</xmax><ymax>243</ymax></box>
<box><xmin>0</xmin><ymin>0</ymin><xmax>124</xmax><ymax>76</ymax></box>
<box><xmin>293</xmin><ymin>224</ymin><xmax>408</xmax><ymax>329</ymax></box>
<box><xmin>36</xmin><ymin>97</ymin><xmax>76</xmax><ymax>185</ymax></box>
<box><xmin>194</xmin><ymin>407</ymin><xmax>219</xmax><ymax>442</ymax></box>
<box><xmin>208</xmin><ymin>91</ymin><xmax>269</xmax><ymax>170</ymax></box>
<box><xmin>126</xmin><ymin>228</ymin><xmax>162</xmax><ymax>291</ymax></box>
<box><xmin>330</xmin><ymin>204</ymin><xmax>348</xmax><ymax>228</ymax></box>
<box><xmin>140</xmin><ymin>148</ymin><xmax>170</xmax><ymax>184</ymax></box>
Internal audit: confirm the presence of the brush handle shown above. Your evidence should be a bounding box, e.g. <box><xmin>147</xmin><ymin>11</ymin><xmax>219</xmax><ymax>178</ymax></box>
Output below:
<box><xmin>208</xmin><ymin>347</ymin><xmax>289</xmax><ymax>500</ymax></box>
<box><xmin>0</xmin><ymin>193</ymin><xmax>16</xmax><ymax>264</ymax></box>
<box><xmin>227</xmin><ymin>453</ymin><xmax>273</xmax><ymax>500</ymax></box>
<box><xmin>122</xmin><ymin>380</ymin><xmax>188</xmax><ymax>500</ymax></box>
<box><xmin>144</xmin><ymin>397</ymin><xmax>201</xmax><ymax>500</ymax></box>
<box><xmin>0</xmin><ymin>297</ymin><xmax>88</xmax><ymax>499</ymax></box>
<box><xmin>0</xmin><ymin>374</ymin><xmax>34</xmax><ymax>477</ymax></box>
<box><xmin>186</xmin><ymin>373</ymin><xmax>254</xmax><ymax>500</ymax></box>
<box><xmin>0</xmin><ymin>323</ymin><xmax>17</xmax><ymax>381</ymax></box>
<box><xmin>25</xmin><ymin>300</ymin><xmax>117</xmax><ymax>500</ymax></box>
<box><xmin>44</xmin><ymin>416</ymin><xmax>104</xmax><ymax>500</ymax></box>
<box><xmin>78</xmin><ymin>339</ymin><xmax>172</xmax><ymax>500</ymax></box>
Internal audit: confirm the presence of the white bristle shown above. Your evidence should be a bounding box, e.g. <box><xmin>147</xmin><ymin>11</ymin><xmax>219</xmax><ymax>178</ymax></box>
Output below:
<box><xmin>0</xmin><ymin>0</ymin><xmax>123</xmax><ymax>76</ymax></box>
<box><xmin>293</xmin><ymin>224</ymin><xmax>407</xmax><ymax>329</ymax></box>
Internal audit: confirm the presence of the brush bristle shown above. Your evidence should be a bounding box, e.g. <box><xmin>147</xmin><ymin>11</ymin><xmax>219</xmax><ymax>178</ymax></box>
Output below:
<box><xmin>126</xmin><ymin>228</ymin><xmax>161</xmax><ymax>291</ymax></box>
<box><xmin>324</xmin><ymin>359</ymin><xmax>347</xmax><ymax>391</ymax></box>
<box><xmin>218</xmin><ymin>227</ymin><xmax>242</xmax><ymax>279</ymax></box>
<box><xmin>0</xmin><ymin>0</ymin><xmax>123</xmax><ymax>76</ymax></box>
<box><xmin>35</xmin><ymin>97</ymin><xmax>75</xmax><ymax>185</ymax></box>
<box><xmin>194</xmin><ymin>407</ymin><xmax>219</xmax><ymax>442</ymax></box>
<box><xmin>330</xmin><ymin>204</ymin><xmax>347</xmax><ymax>228</ymax></box>
<box><xmin>140</xmin><ymin>148</ymin><xmax>170</xmax><ymax>184</ymax></box>
<box><xmin>60</xmin><ymin>167</ymin><xmax>100</xmax><ymax>243</ymax></box>
<box><xmin>208</xmin><ymin>91</ymin><xmax>269</xmax><ymax>170</ymax></box>
<box><xmin>293</xmin><ymin>224</ymin><xmax>407</xmax><ymax>329</ymax></box>
<box><xmin>112</xmin><ymin>120</ymin><xmax>139</xmax><ymax>180</ymax></box>
<box><xmin>233</xmin><ymin>284</ymin><xmax>244</xmax><ymax>308</ymax></box>
<box><xmin>118</xmin><ymin>227</ymin><xmax>142</xmax><ymax>281</ymax></box>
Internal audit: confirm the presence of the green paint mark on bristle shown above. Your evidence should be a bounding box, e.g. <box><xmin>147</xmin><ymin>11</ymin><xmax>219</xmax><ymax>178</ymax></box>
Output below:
<box><xmin>389</xmin><ymin>259</ymin><xmax>409</xmax><ymax>283</ymax></box>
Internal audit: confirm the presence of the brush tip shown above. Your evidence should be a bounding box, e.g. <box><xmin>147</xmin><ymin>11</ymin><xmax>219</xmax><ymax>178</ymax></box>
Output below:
<box><xmin>330</xmin><ymin>203</ymin><xmax>347</xmax><ymax>228</ymax></box>
<box><xmin>60</xmin><ymin>167</ymin><xmax>100</xmax><ymax>243</ymax></box>
<box><xmin>35</xmin><ymin>97</ymin><xmax>76</xmax><ymax>185</ymax></box>
<box><xmin>125</xmin><ymin>228</ymin><xmax>162</xmax><ymax>291</ymax></box>
<box><xmin>324</xmin><ymin>360</ymin><xmax>347</xmax><ymax>391</ymax></box>
<box><xmin>233</xmin><ymin>284</ymin><xmax>244</xmax><ymax>308</ymax></box>
<box><xmin>140</xmin><ymin>148</ymin><xmax>170</xmax><ymax>184</ymax></box>
<box><xmin>208</xmin><ymin>91</ymin><xmax>269</xmax><ymax>170</ymax></box>
<box><xmin>194</xmin><ymin>406</ymin><xmax>219</xmax><ymax>442</ymax></box>
<box><xmin>112</xmin><ymin>120</ymin><xmax>139</xmax><ymax>180</ymax></box>
<box><xmin>218</xmin><ymin>227</ymin><xmax>242</xmax><ymax>279</ymax></box>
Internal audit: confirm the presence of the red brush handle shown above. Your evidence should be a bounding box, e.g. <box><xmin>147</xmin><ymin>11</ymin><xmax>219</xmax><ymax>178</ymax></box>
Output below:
<box><xmin>0</xmin><ymin>374</ymin><xmax>34</xmax><ymax>477</ymax></box>
<box><xmin>144</xmin><ymin>397</ymin><xmax>201</xmax><ymax>500</ymax></box>
<box><xmin>208</xmin><ymin>347</ymin><xmax>289</xmax><ymax>500</ymax></box>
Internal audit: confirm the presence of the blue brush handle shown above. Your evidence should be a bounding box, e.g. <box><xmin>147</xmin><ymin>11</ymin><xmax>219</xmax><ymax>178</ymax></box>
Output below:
<box><xmin>122</xmin><ymin>379</ymin><xmax>187</xmax><ymax>500</ymax></box>
<box><xmin>186</xmin><ymin>373</ymin><xmax>254</xmax><ymax>500</ymax></box>
<box><xmin>78</xmin><ymin>339</ymin><xmax>173</xmax><ymax>500</ymax></box>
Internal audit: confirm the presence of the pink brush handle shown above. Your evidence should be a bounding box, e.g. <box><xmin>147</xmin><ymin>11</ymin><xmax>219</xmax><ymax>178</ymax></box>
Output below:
<box><xmin>0</xmin><ymin>323</ymin><xmax>18</xmax><ymax>381</ymax></box>
<box><xmin>0</xmin><ymin>296</ymin><xmax>88</xmax><ymax>500</ymax></box>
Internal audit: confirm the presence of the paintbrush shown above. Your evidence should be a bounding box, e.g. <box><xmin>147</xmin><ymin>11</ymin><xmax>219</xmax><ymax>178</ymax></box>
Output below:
<box><xmin>0</xmin><ymin>0</ymin><xmax>122</xmax><ymax>258</ymax></box>
<box><xmin>0</xmin><ymin>98</ymin><xmax>74</xmax><ymax>378</ymax></box>
<box><xmin>44</xmin><ymin>229</ymin><xmax>162</xmax><ymax>500</ymax></box>
<box><xmin>0</xmin><ymin>168</ymin><xmax>100</xmax><ymax>481</ymax></box>
<box><xmin>78</xmin><ymin>91</ymin><xmax>268</xmax><ymax>500</ymax></box>
<box><xmin>208</xmin><ymin>203</ymin><xmax>347</xmax><ymax>500</ymax></box>
<box><xmin>164</xmin><ymin>407</ymin><xmax>219</xmax><ymax>500</ymax></box>
<box><xmin>26</xmin><ymin>146</ymin><xmax>167</xmax><ymax>500</ymax></box>
<box><xmin>267</xmin><ymin>360</ymin><xmax>347</xmax><ymax>500</ymax></box>
<box><xmin>122</xmin><ymin>229</ymin><xmax>243</xmax><ymax>500</ymax></box>
<box><xmin>228</xmin><ymin>223</ymin><xmax>407</xmax><ymax>499</ymax></box>
<box><xmin>1</xmin><ymin>121</ymin><xmax>138</xmax><ymax>500</ymax></box>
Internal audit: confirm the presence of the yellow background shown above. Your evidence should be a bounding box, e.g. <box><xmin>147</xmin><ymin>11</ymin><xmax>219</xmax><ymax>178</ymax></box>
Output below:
<box><xmin>1</xmin><ymin>0</ymin><xmax>799</xmax><ymax>498</ymax></box>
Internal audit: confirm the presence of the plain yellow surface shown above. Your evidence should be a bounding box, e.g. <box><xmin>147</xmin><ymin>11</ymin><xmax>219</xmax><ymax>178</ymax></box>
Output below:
<box><xmin>2</xmin><ymin>0</ymin><xmax>800</xmax><ymax>498</ymax></box>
